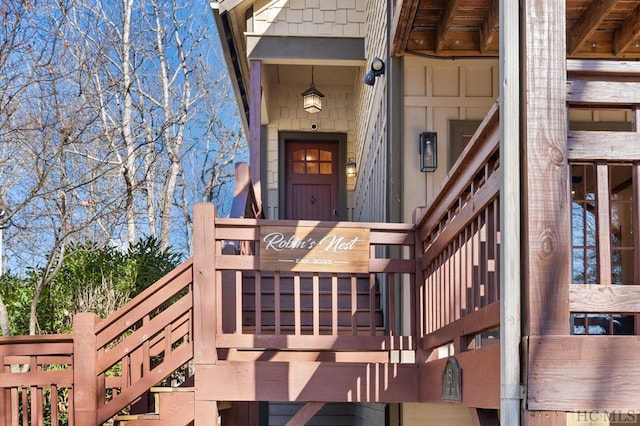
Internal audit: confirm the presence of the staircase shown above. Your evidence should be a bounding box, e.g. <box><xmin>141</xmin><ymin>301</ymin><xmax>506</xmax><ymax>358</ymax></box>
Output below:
<box><xmin>115</xmin><ymin>387</ymin><xmax>197</xmax><ymax>426</ymax></box>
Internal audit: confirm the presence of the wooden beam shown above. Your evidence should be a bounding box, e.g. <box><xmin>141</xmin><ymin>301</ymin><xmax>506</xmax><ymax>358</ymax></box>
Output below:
<box><xmin>568</xmin><ymin>131</ymin><xmax>640</xmax><ymax>160</ymax></box>
<box><xmin>613</xmin><ymin>4</ymin><xmax>640</xmax><ymax>56</ymax></box>
<box><xmin>567</xmin><ymin>79</ymin><xmax>640</xmax><ymax>104</ymax></box>
<box><xmin>567</xmin><ymin>0</ymin><xmax>618</xmax><ymax>55</ymax></box>
<box><xmin>528</xmin><ymin>336</ymin><xmax>640</xmax><ymax>411</ymax></box>
<box><xmin>391</xmin><ymin>0</ymin><xmax>421</xmax><ymax>55</ymax></box>
<box><xmin>569</xmin><ymin>284</ymin><xmax>640</xmax><ymax>312</ymax></box>
<box><xmin>422</xmin><ymin>302</ymin><xmax>500</xmax><ymax>352</ymax></box>
<box><xmin>435</xmin><ymin>0</ymin><xmax>461</xmax><ymax>54</ymax></box>
<box><xmin>480</xmin><ymin>0</ymin><xmax>499</xmax><ymax>54</ymax></box>
<box><xmin>285</xmin><ymin>402</ymin><xmax>325</xmax><ymax>426</ymax></box>
<box><xmin>197</xmin><ymin>362</ymin><xmax>420</xmax><ymax>403</ymax></box>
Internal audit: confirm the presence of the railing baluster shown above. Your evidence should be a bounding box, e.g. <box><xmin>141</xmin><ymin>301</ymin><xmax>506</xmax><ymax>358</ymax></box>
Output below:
<box><xmin>331</xmin><ymin>274</ymin><xmax>338</xmax><ymax>335</ymax></box>
<box><xmin>255</xmin><ymin>273</ymin><xmax>262</xmax><ymax>335</ymax></box>
<box><xmin>50</xmin><ymin>385</ymin><xmax>59</xmax><ymax>425</ymax></box>
<box><xmin>236</xmin><ymin>270</ymin><xmax>242</xmax><ymax>333</ymax></box>
<box><xmin>389</xmin><ymin>274</ymin><xmax>396</xmax><ymax>337</ymax></box>
<box><xmin>313</xmin><ymin>274</ymin><xmax>319</xmax><ymax>336</ymax></box>
<box><xmin>351</xmin><ymin>274</ymin><xmax>357</xmax><ymax>335</ymax></box>
<box><xmin>275</xmin><ymin>272</ymin><xmax>281</xmax><ymax>335</ymax></box>
<box><xmin>294</xmin><ymin>273</ymin><xmax>301</xmax><ymax>335</ymax></box>
<box><xmin>369</xmin><ymin>274</ymin><xmax>376</xmax><ymax>336</ymax></box>
<box><xmin>21</xmin><ymin>388</ymin><xmax>28</xmax><ymax>425</ymax></box>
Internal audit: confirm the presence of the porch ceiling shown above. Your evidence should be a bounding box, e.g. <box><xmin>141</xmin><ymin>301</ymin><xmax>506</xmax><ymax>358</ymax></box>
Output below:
<box><xmin>392</xmin><ymin>0</ymin><xmax>640</xmax><ymax>58</ymax></box>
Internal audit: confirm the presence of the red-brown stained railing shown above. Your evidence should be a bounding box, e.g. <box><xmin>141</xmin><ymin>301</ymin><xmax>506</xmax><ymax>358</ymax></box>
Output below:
<box><xmin>213</xmin><ymin>218</ymin><xmax>416</xmax><ymax>351</ymax></box>
<box><xmin>89</xmin><ymin>259</ymin><xmax>195</xmax><ymax>424</ymax></box>
<box><xmin>416</xmin><ymin>103</ymin><xmax>501</xmax><ymax>352</ymax></box>
<box><xmin>0</xmin><ymin>335</ymin><xmax>74</xmax><ymax>426</ymax></box>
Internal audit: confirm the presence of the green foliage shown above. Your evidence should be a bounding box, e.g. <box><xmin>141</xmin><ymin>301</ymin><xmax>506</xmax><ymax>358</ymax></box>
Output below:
<box><xmin>3</xmin><ymin>236</ymin><xmax>181</xmax><ymax>335</ymax></box>
<box><xmin>0</xmin><ymin>272</ymin><xmax>33</xmax><ymax>335</ymax></box>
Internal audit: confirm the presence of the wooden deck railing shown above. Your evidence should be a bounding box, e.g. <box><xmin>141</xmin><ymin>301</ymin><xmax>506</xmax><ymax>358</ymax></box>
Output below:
<box><xmin>416</xmin><ymin>102</ymin><xmax>501</xmax><ymax>354</ymax></box>
<box><xmin>211</xmin><ymin>217</ymin><xmax>417</xmax><ymax>353</ymax></box>
<box><xmin>0</xmin><ymin>334</ymin><xmax>74</xmax><ymax>426</ymax></box>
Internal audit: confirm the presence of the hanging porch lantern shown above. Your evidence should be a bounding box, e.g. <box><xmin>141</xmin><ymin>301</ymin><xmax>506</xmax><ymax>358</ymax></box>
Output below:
<box><xmin>301</xmin><ymin>66</ymin><xmax>324</xmax><ymax>113</ymax></box>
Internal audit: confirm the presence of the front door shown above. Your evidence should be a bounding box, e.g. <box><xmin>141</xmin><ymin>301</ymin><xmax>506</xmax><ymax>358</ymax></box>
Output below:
<box><xmin>285</xmin><ymin>141</ymin><xmax>339</xmax><ymax>220</ymax></box>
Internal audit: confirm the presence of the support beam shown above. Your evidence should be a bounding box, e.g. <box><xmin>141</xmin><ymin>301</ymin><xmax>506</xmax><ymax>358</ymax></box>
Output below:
<box><xmin>435</xmin><ymin>0</ymin><xmax>461</xmax><ymax>53</ymax></box>
<box><xmin>480</xmin><ymin>0</ymin><xmax>499</xmax><ymax>54</ymax></box>
<box><xmin>613</xmin><ymin>4</ymin><xmax>640</xmax><ymax>55</ymax></box>
<box><xmin>567</xmin><ymin>0</ymin><xmax>618</xmax><ymax>55</ymax></box>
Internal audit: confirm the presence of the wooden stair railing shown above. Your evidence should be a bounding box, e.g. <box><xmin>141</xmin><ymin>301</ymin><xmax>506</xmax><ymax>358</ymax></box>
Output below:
<box><xmin>416</xmin><ymin>102</ymin><xmax>501</xmax><ymax>354</ymax></box>
<box><xmin>73</xmin><ymin>259</ymin><xmax>195</xmax><ymax>425</ymax></box>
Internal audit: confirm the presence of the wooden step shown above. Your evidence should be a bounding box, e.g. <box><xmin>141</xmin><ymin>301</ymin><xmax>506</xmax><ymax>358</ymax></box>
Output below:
<box><xmin>115</xmin><ymin>387</ymin><xmax>195</xmax><ymax>426</ymax></box>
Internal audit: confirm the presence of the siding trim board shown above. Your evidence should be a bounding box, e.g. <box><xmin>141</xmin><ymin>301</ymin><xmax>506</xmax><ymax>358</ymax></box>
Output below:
<box><xmin>247</xmin><ymin>35</ymin><xmax>365</xmax><ymax>64</ymax></box>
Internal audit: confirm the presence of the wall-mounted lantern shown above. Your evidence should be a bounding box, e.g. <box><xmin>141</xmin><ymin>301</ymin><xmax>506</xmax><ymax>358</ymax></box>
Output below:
<box><xmin>301</xmin><ymin>66</ymin><xmax>324</xmax><ymax>113</ymax></box>
<box><xmin>420</xmin><ymin>132</ymin><xmax>437</xmax><ymax>172</ymax></box>
<box><xmin>345</xmin><ymin>158</ymin><xmax>357</xmax><ymax>177</ymax></box>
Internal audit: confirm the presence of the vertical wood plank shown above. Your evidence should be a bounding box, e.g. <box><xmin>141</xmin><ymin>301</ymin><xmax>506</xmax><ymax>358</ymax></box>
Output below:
<box><xmin>294</xmin><ymin>274</ymin><xmax>301</xmax><ymax>335</ymax></box>
<box><xmin>369</xmin><ymin>274</ymin><xmax>376</xmax><ymax>335</ymax></box>
<box><xmin>596</xmin><ymin>163</ymin><xmax>612</xmax><ymax>285</ymax></box>
<box><xmin>275</xmin><ymin>272</ymin><xmax>281</xmax><ymax>335</ymax></box>
<box><xmin>331</xmin><ymin>274</ymin><xmax>338</xmax><ymax>335</ymax></box>
<box><xmin>72</xmin><ymin>312</ymin><xmax>99</xmax><ymax>425</ymax></box>
<box><xmin>236</xmin><ymin>270</ymin><xmax>243</xmax><ymax>333</ymax></box>
<box><xmin>313</xmin><ymin>274</ymin><xmax>319</xmax><ymax>336</ymax></box>
<box><xmin>388</xmin><ymin>274</ymin><xmax>396</xmax><ymax>336</ymax></box>
<box><xmin>351</xmin><ymin>275</ymin><xmax>357</xmax><ymax>335</ymax></box>
<box><xmin>255</xmin><ymin>273</ymin><xmax>262</xmax><ymax>335</ymax></box>
<box><xmin>50</xmin><ymin>386</ymin><xmax>58</xmax><ymax>425</ymax></box>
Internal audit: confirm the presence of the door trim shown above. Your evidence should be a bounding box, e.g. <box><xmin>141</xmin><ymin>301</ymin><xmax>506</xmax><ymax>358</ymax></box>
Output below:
<box><xmin>278</xmin><ymin>131</ymin><xmax>347</xmax><ymax>220</ymax></box>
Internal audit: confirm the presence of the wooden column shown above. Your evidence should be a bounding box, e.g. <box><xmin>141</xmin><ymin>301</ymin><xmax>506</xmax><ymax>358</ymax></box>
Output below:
<box><xmin>73</xmin><ymin>312</ymin><xmax>99</xmax><ymax>425</ymax></box>
<box><xmin>249</xmin><ymin>60</ymin><xmax>263</xmax><ymax>215</ymax></box>
<box><xmin>193</xmin><ymin>202</ymin><xmax>219</xmax><ymax>424</ymax></box>
<box><xmin>522</xmin><ymin>0</ymin><xmax>569</xmax><ymax>423</ymax></box>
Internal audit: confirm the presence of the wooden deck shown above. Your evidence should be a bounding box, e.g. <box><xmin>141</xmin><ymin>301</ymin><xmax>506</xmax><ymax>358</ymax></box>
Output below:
<box><xmin>0</xmin><ymin>99</ymin><xmax>505</xmax><ymax>426</ymax></box>
<box><xmin>13</xmin><ymin>69</ymin><xmax>640</xmax><ymax>419</ymax></box>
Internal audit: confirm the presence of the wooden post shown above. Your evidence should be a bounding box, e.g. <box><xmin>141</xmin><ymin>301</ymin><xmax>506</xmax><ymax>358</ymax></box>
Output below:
<box><xmin>522</xmin><ymin>0</ymin><xmax>569</xmax><ymax>423</ymax></box>
<box><xmin>73</xmin><ymin>312</ymin><xmax>99</xmax><ymax>425</ymax></box>
<box><xmin>249</xmin><ymin>60</ymin><xmax>263</xmax><ymax>215</ymax></box>
<box><xmin>193</xmin><ymin>202</ymin><xmax>219</xmax><ymax>424</ymax></box>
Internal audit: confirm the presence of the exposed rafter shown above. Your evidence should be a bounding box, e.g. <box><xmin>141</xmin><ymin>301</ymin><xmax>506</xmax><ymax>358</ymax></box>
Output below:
<box><xmin>567</xmin><ymin>0</ymin><xmax>619</xmax><ymax>55</ymax></box>
<box><xmin>435</xmin><ymin>0</ymin><xmax>462</xmax><ymax>54</ymax></box>
<box><xmin>481</xmin><ymin>0</ymin><xmax>499</xmax><ymax>54</ymax></box>
<box><xmin>613</xmin><ymin>4</ymin><xmax>640</xmax><ymax>56</ymax></box>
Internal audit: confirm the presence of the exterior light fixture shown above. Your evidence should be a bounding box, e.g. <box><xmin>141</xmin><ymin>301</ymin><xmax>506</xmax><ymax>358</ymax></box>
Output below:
<box><xmin>363</xmin><ymin>57</ymin><xmax>385</xmax><ymax>86</ymax></box>
<box><xmin>420</xmin><ymin>132</ymin><xmax>437</xmax><ymax>172</ymax></box>
<box><xmin>301</xmin><ymin>66</ymin><xmax>324</xmax><ymax>113</ymax></box>
<box><xmin>345</xmin><ymin>158</ymin><xmax>357</xmax><ymax>177</ymax></box>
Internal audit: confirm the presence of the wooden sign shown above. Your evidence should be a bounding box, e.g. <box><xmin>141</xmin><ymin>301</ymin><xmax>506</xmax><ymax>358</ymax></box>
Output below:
<box><xmin>259</xmin><ymin>225</ymin><xmax>370</xmax><ymax>273</ymax></box>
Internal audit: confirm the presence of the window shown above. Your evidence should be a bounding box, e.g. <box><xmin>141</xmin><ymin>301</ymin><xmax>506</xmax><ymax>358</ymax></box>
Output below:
<box><xmin>570</xmin><ymin>162</ymin><xmax>636</xmax><ymax>335</ymax></box>
<box><xmin>292</xmin><ymin>148</ymin><xmax>332</xmax><ymax>175</ymax></box>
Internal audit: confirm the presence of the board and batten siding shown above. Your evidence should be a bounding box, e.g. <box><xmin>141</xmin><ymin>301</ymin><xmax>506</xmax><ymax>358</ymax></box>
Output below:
<box><xmin>402</xmin><ymin>57</ymin><xmax>498</xmax><ymax>222</ymax></box>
